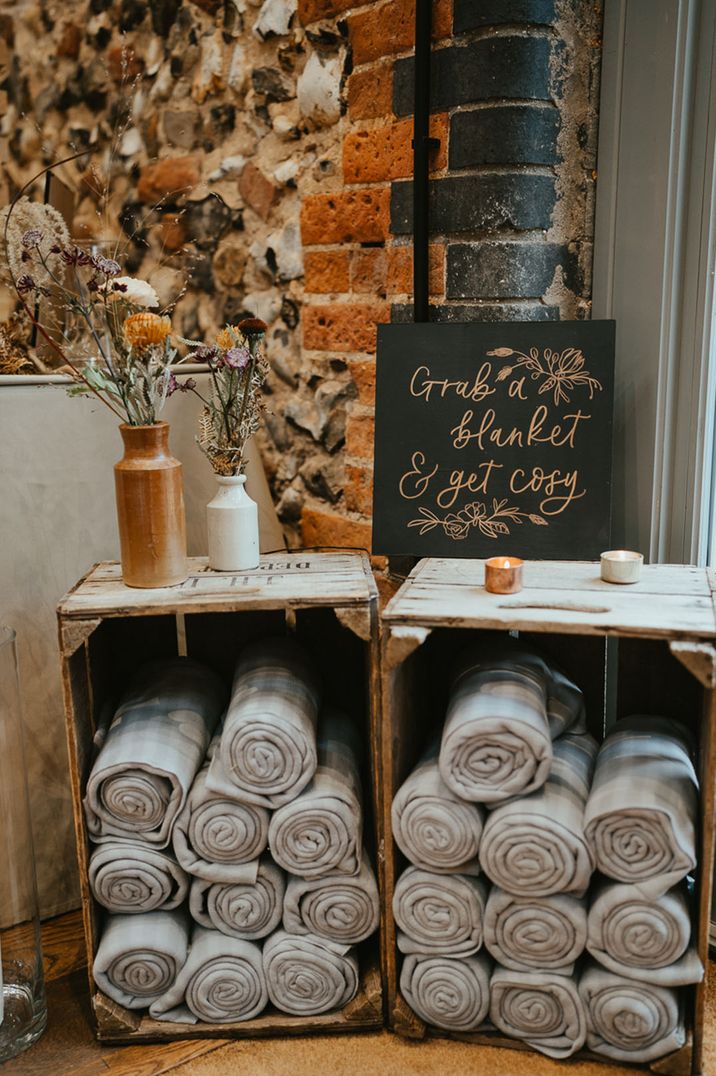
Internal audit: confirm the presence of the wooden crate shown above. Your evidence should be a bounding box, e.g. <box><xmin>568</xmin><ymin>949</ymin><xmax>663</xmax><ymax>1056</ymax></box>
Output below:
<box><xmin>380</xmin><ymin>558</ymin><xmax>716</xmax><ymax>1076</ymax></box>
<box><xmin>57</xmin><ymin>552</ymin><xmax>383</xmax><ymax>1043</ymax></box>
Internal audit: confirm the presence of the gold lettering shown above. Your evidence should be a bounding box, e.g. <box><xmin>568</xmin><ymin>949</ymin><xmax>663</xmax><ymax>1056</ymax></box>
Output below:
<box><xmin>408</xmin><ymin>363</ymin><xmax>495</xmax><ymax>404</ymax></box>
<box><xmin>436</xmin><ymin>460</ymin><xmax>503</xmax><ymax>508</ymax></box>
<box><xmin>399</xmin><ymin>451</ymin><xmax>439</xmax><ymax>500</ymax></box>
<box><xmin>509</xmin><ymin>467</ymin><xmax>586</xmax><ymax>515</ymax></box>
<box><xmin>508</xmin><ymin>376</ymin><xmax>528</xmax><ymax>400</ymax></box>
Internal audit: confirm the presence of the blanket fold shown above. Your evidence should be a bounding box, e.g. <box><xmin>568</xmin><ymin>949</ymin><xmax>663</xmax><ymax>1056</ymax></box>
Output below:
<box><xmin>89</xmin><ymin>842</ymin><xmax>188</xmax><ymax>914</ymax></box>
<box><xmin>263</xmin><ymin>930</ymin><xmax>359</xmax><ymax>1015</ymax></box>
<box><xmin>92</xmin><ymin>909</ymin><xmax>190</xmax><ymax>1010</ymax></box>
<box><xmin>580</xmin><ymin>963</ymin><xmax>686</xmax><ymax>1063</ymax></box>
<box><xmin>484</xmin><ymin>887</ymin><xmax>587</xmax><ymax>976</ymax></box>
<box><xmin>189</xmin><ymin>856</ymin><xmax>285</xmax><ymax>940</ymax></box>
<box><xmin>393</xmin><ymin>866</ymin><xmax>487</xmax><ymax>956</ymax></box>
<box><xmin>84</xmin><ymin>659</ymin><xmax>225</xmax><ymax>848</ymax></box>
<box><xmin>490</xmin><ymin>967</ymin><xmax>587</xmax><ymax>1059</ymax></box>
<box><xmin>282</xmin><ymin>855</ymin><xmax>379</xmax><ymax>945</ymax></box>
<box><xmin>400</xmin><ymin>952</ymin><xmax>491</xmax><ymax>1032</ymax></box>
<box><xmin>479</xmin><ymin>733</ymin><xmax>597</xmax><ymax>897</ymax></box>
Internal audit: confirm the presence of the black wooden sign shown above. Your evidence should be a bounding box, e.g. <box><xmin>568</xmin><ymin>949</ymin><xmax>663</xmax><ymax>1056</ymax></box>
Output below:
<box><xmin>372</xmin><ymin>321</ymin><xmax>615</xmax><ymax>559</ymax></box>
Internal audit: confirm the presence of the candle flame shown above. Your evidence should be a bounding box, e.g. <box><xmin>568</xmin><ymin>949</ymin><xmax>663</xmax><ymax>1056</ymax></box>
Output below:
<box><xmin>502</xmin><ymin>559</ymin><xmax>511</xmax><ymax>569</ymax></box>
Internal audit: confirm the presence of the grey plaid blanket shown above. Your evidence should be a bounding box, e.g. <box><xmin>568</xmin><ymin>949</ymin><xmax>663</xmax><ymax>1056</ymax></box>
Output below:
<box><xmin>439</xmin><ymin>643</ymin><xmax>584</xmax><ymax>804</ymax></box>
<box><xmin>393</xmin><ymin>866</ymin><xmax>488</xmax><ymax>956</ymax></box>
<box><xmin>89</xmin><ymin>842</ymin><xmax>188</xmax><ymax>914</ymax></box>
<box><xmin>92</xmin><ymin>908</ymin><xmax>190</xmax><ymax>1010</ymax></box>
<box><xmin>400</xmin><ymin>952</ymin><xmax>491</xmax><ymax>1032</ymax></box>
<box><xmin>282</xmin><ymin>854</ymin><xmax>379</xmax><ymax>945</ymax></box>
<box><xmin>584</xmin><ymin>716</ymin><xmax>698</xmax><ymax>893</ymax></box>
<box><xmin>484</xmin><ymin>886</ymin><xmax>587</xmax><ymax>976</ymax></box>
<box><xmin>206</xmin><ymin>637</ymin><xmax>320</xmax><ymax>809</ymax></box>
<box><xmin>580</xmin><ymin>962</ymin><xmax>686</xmax><ymax>1062</ymax></box>
<box><xmin>490</xmin><ymin>966</ymin><xmax>587</xmax><ymax>1059</ymax></box>
<box><xmin>480</xmin><ymin>733</ymin><xmax>597</xmax><ymax>897</ymax></box>
<box><xmin>150</xmin><ymin>927</ymin><xmax>267</xmax><ymax>1024</ymax></box>
<box><xmin>263</xmin><ymin>930</ymin><xmax>359</xmax><ymax>1015</ymax></box>
<box><xmin>268</xmin><ymin>709</ymin><xmax>363</xmax><ymax>879</ymax></box>
<box><xmin>189</xmin><ymin>856</ymin><xmax>285</xmax><ymax>940</ymax></box>
<box><xmin>391</xmin><ymin>739</ymin><xmax>483</xmax><ymax>874</ymax></box>
<box><xmin>84</xmin><ymin>659</ymin><xmax>225</xmax><ymax>847</ymax></box>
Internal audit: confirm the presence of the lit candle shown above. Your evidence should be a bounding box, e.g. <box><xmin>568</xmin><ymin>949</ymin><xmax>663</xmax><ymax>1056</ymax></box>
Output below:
<box><xmin>600</xmin><ymin>549</ymin><xmax>643</xmax><ymax>584</ymax></box>
<box><xmin>484</xmin><ymin>555</ymin><xmax>524</xmax><ymax>594</ymax></box>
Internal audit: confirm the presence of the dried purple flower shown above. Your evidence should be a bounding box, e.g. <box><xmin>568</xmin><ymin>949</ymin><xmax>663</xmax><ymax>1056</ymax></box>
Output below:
<box><xmin>21</xmin><ymin>228</ymin><xmax>43</xmax><ymax>249</ymax></box>
<box><xmin>163</xmin><ymin>372</ymin><xmax>178</xmax><ymax>397</ymax></box>
<box><xmin>16</xmin><ymin>274</ymin><xmax>36</xmax><ymax>295</ymax></box>
<box><xmin>111</xmin><ymin>281</ymin><xmax>129</xmax><ymax>294</ymax></box>
<box><xmin>94</xmin><ymin>256</ymin><xmax>121</xmax><ymax>276</ymax></box>
<box><xmin>223</xmin><ymin>346</ymin><xmax>250</xmax><ymax>370</ymax></box>
<box><xmin>180</xmin><ymin>377</ymin><xmax>197</xmax><ymax>392</ymax></box>
<box><xmin>195</xmin><ymin>344</ymin><xmax>220</xmax><ymax>365</ymax></box>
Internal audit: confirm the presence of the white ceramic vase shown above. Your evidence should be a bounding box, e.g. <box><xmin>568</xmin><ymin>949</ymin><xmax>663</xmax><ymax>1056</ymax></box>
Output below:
<box><xmin>206</xmin><ymin>475</ymin><xmax>260</xmax><ymax>571</ymax></box>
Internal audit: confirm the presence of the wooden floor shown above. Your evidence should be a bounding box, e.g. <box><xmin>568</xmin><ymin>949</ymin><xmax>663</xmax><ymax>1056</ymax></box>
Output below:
<box><xmin>4</xmin><ymin>912</ymin><xmax>715</xmax><ymax>1075</ymax></box>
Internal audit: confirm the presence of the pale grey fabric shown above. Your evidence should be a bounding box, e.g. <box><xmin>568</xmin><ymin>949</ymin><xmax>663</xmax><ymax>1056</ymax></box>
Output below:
<box><xmin>586</xmin><ymin>879</ymin><xmax>703</xmax><ymax>986</ymax></box>
<box><xmin>584</xmin><ymin>716</ymin><xmax>698</xmax><ymax>893</ymax></box>
<box><xmin>269</xmin><ymin>709</ymin><xmax>363</xmax><ymax>879</ymax></box>
<box><xmin>392</xmin><ymin>740</ymin><xmax>483</xmax><ymax>874</ymax></box>
<box><xmin>439</xmin><ymin>644</ymin><xmax>584</xmax><ymax>804</ymax></box>
<box><xmin>150</xmin><ymin>927</ymin><xmax>267</xmax><ymax>1024</ymax></box>
<box><xmin>206</xmin><ymin>638</ymin><xmax>320</xmax><ymax>809</ymax></box>
<box><xmin>84</xmin><ymin>660</ymin><xmax>225</xmax><ymax>848</ymax></box>
<box><xmin>580</xmin><ymin>962</ymin><xmax>686</xmax><ymax>1063</ymax></box>
<box><xmin>490</xmin><ymin>967</ymin><xmax>587</xmax><ymax>1059</ymax></box>
<box><xmin>400</xmin><ymin>952</ymin><xmax>491</xmax><ymax>1032</ymax></box>
<box><xmin>283</xmin><ymin>854</ymin><xmax>379</xmax><ymax>945</ymax></box>
<box><xmin>263</xmin><ymin>930</ymin><xmax>359</xmax><ymax>1015</ymax></box>
<box><xmin>89</xmin><ymin>842</ymin><xmax>188</xmax><ymax>914</ymax></box>
<box><xmin>189</xmin><ymin>856</ymin><xmax>285</xmax><ymax>941</ymax></box>
<box><xmin>393</xmin><ymin>866</ymin><xmax>488</xmax><ymax>956</ymax></box>
<box><xmin>92</xmin><ymin>908</ymin><xmax>190</xmax><ymax>1010</ymax></box>
<box><xmin>480</xmin><ymin>733</ymin><xmax>597</xmax><ymax>897</ymax></box>
<box><xmin>484</xmin><ymin>887</ymin><xmax>587</xmax><ymax>976</ymax></box>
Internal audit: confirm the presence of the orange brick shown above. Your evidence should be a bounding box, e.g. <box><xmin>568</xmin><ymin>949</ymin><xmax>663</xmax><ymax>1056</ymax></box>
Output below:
<box><xmin>137</xmin><ymin>156</ymin><xmax>199</xmax><ymax>204</ymax></box>
<box><xmin>387</xmin><ymin>243</ymin><xmax>446</xmax><ymax>296</ymax></box>
<box><xmin>304</xmin><ymin>251</ymin><xmax>350</xmax><ymax>293</ymax></box>
<box><xmin>350</xmin><ymin>249</ymin><xmax>387</xmax><ymax>295</ymax></box>
<box><xmin>345</xmin><ymin>463</ymin><xmax>374</xmax><ymax>515</ymax></box>
<box><xmin>301</xmin><ymin>508</ymin><xmax>372</xmax><ymax>551</ymax></box>
<box><xmin>343</xmin><ymin>114</ymin><xmax>447</xmax><ymax>184</ymax></box>
<box><xmin>348</xmin><ymin>63</ymin><xmax>393</xmax><ymax>121</ymax></box>
<box><xmin>301</xmin><ymin>189</ymin><xmax>390</xmax><ymax>245</ymax></box>
<box><xmin>345</xmin><ymin>411</ymin><xmax>375</xmax><ymax>460</ymax></box>
<box><xmin>348</xmin><ymin>0</ymin><xmax>452</xmax><ymax>66</ymax></box>
<box><xmin>348</xmin><ymin>358</ymin><xmax>376</xmax><ymax>405</ymax></box>
<box><xmin>303</xmin><ymin>302</ymin><xmax>390</xmax><ymax>352</ymax></box>
<box><xmin>298</xmin><ymin>0</ymin><xmax>354</xmax><ymax>24</ymax></box>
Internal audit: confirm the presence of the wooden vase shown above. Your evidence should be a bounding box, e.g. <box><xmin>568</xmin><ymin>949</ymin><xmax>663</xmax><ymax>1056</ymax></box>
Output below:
<box><xmin>114</xmin><ymin>422</ymin><xmax>188</xmax><ymax>588</ymax></box>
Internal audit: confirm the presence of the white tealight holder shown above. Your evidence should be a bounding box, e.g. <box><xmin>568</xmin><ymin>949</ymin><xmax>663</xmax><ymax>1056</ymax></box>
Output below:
<box><xmin>600</xmin><ymin>549</ymin><xmax>643</xmax><ymax>584</ymax></box>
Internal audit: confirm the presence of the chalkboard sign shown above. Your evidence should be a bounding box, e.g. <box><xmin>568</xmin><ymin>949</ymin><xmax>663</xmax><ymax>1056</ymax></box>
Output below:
<box><xmin>372</xmin><ymin>321</ymin><xmax>615</xmax><ymax>559</ymax></box>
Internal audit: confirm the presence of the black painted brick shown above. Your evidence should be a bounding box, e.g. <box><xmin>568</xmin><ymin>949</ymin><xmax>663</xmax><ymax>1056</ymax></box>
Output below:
<box><xmin>391</xmin><ymin>302</ymin><xmax>560</xmax><ymax>323</ymax></box>
<box><xmin>391</xmin><ymin>174</ymin><xmax>556</xmax><ymax>235</ymax></box>
<box><xmin>393</xmin><ymin>36</ymin><xmax>552</xmax><ymax>117</ymax></box>
<box><xmin>453</xmin><ymin>0</ymin><xmax>557</xmax><ymax>33</ymax></box>
<box><xmin>446</xmin><ymin>241</ymin><xmax>578</xmax><ymax>299</ymax></box>
<box><xmin>449</xmin><ymin>105</ymin><xmax>560</xmax><ymax>168</ymax></box>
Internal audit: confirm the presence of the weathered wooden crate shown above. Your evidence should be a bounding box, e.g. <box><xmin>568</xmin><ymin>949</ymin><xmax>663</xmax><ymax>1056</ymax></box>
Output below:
<box><xmin>380</xmin><ymin>558</ymin><xmax>716</xmax><ymax>1076</ymax></box>
<box><xmin>57</xmin><ymin>552</ymin><xmax>383</xmax><ymax>1043</ymax></box>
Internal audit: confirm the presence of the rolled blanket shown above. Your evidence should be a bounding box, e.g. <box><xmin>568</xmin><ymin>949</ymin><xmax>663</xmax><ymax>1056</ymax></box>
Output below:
<box><xmin>269</xmin><ymin>709</ymin><xmax>362</xmax><ymax>879</ymax></box>
<box><xmin>484</xmin><ymin>887</ymin><xmax>587</xmax><ymax>975</ymax></box>
<box><xmin>400</xmin><ymin>952</ymin><xmax>491</xmax><ymax>1032</ymax></box>
<box><xmin>586</xmin><ymin>879</ymin><xmax>703</xmax><ymax>986</ymax></box>
<box><xmin>391</xmin><ymin>740</ymin><xmax>483</xmax><ymax>874</ymax></box>
<box><xmin>206</xmin><ymin>637</ymin><xmax>320</xmax><ymax>809</ymax></box>
<box><xmin>89</xmin><ymin>842</ymin><xmax>188</xmax><ymax>914</ymax></box>
<box><xmin>150</xmin><ymin>927</ymin><xmax>267</xmax><ymax>1024</ymax></box>
<box><xmin>439</xmin><ymin>643</ymin><xmax>584</xmax><ymax>804</ymax></box>
<box><xmin>393</xmin><ymin>866</ymin><xmax>487</xmax><ymax>956</ymax></box>
<box><xmin>283</xmin><ymin>855</ymin><xmax>379</xmax><ymax>945</ymax></box>
<box><xmin>580</xmin><ymin>963</ymin><xmax>686</xmax><ymax>1063</ymax></box>
<box><xmin>263</xmin><ymin>930</ymin><xmax>359</xmax><ymax>1015</ymax></box>
<box><xmin>189</xmin><ymin>856</ymin><xmax>285</xmax><ymax>940</ymax></box>
<box><xmin>92</xmin><ymin>909</ymin><xmax>189</xmax><ymax>1010</ymax></box>
<box><xmin>584</xmin><ymin>716</ymin><xmax>698</xmax><ymax>892</ymax></box>
<box><xmin>490</xmin><ymin>967</ymin><xmax>586</xmax><ymax>1059</ymax></box>
<box><xmin>479</xmin><ymin>733</ymin><xmax>597</xmax><ymax>897</ymax></box>
<box><xmin>173</xmin><ymin>756</ymin><xmax>270</xmax><ymax>882</ymax></box>
<box><xmin>84</xmin><ymin>659</ymin><xmax>225</xmax><ymax>847</ymax></box>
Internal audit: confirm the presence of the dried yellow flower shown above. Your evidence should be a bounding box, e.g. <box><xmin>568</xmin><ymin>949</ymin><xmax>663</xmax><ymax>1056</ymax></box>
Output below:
<box><xmin>216</xmin><ymin>326</ymin><xmax>238</xmax><ymax>350</ymax></box>
<box><xmin>123</xmin><ymin>312</ymin><xmax>171</xmax><ymax>348</ymax></box>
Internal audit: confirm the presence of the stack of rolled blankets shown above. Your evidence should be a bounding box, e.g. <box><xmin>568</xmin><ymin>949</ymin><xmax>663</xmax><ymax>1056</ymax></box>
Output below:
<box><xmin>86</xmin><ymin>637</ymin><xmax>379</xmax><ymax>1025</ymax></box>
<box><xmin>392</xmin><ymin>642</ymin><xmax>702</xmax><ymax>1064</ymax></box>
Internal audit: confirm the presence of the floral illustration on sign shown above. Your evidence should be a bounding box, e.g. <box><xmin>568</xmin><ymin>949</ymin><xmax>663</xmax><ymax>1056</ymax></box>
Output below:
<box><xmin>489</xmin><ymin>346</ymin><xmax>602</xmax><ymax>405</ymax></box>
<box><xmin>408</xmin><ymin>499</ymin><xmax>549</xmax><ymax>541</ymax></box>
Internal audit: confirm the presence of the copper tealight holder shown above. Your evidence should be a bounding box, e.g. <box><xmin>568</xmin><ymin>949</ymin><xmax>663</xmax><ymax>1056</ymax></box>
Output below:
<box><xmin>484</xmin><ymin>556</ymin><xmax>524</xmax><ymax>594</ymax></box>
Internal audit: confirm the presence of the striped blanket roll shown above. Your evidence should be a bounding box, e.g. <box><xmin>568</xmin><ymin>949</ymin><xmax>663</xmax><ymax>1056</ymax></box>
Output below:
<box><xmin>263</xmin><ymin>930</ymin><xmax>359</xmax><ymax>1016</ymax></box>
<box><xmin>393</xmin><ymin>866</ymin><xmax>487</xmax><ymax>956</ymax></box>
<box><xmin>391</xmin><ymin>739</ymin><xmax>484</xmax><ymax>874</ymax></box>
<box><xmin>490</xmin><ymin>967</ymin><xmax>587</xmax><ymax>1059</ymax></box>
<box><xmin>584</xmin><ymin>716</ymin><xmax>698</xmax><ymax>893</ymax></box>
<box><xmin>92</xmin><ymin>909</ymin><xmax>189</xmax><ymax>1010</ymax></box>
<box><xmin>189</xmin><ymin>856</ymin><xmax>284</xmax><ymax>941</ymax></box>
<box><xmin>85</xmin><ymin>659</ymin><xmax>225</xmax><ymax>847</ymax></box>
<box><xmin>479</xmin><ymin>733</ymin><xmax>597</xmax><ymax>898</ymax></box>
<box><xmin>484</xmin><ymin>887</ymin><xmax>587</xmax><ymax>975</ymax></box>
<box><xmin>89</xmin><ymin>842</ymin><xmax>188</xmax><ymax>914</ymax></box>
<box><xmin>283</xmin><ymin>855</ymin><xmax>379</xmax><ymax>945</ymax></box>
<box><xmin>150</xmin><ymin>927</ymin><xmax>267</xmax><ymax>1024</ymax></box>
<box><xmin>439</xmin><ymin>643</ymin><xmax>584</xmax><ymax>804</ymax></box>
<box><xmin>580</xmin><ymin>963</ymin><xmax>686</xmax><ymax>1063</ymax></box>
<box><xmin>269</xmin><ymin>709</ymin><xmax>363</xmax><ymax>879</ymax></box>
<box><xmin>206</xmin><ymin>637</ymin><xmax>321</xmax><ymax>809</ymax></box>
<box><xmin>400</xmin><ymin>952</ymin><xmax>491</xmax><ymax>1032</ymax></box>
<box><xmin>586</xmin><ymin>879</ymin><xmax>703</xmax><ymax>986</ymax></box>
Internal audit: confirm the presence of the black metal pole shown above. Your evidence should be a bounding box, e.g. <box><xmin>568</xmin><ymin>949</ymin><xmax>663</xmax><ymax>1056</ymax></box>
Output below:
<box><xmin>413</xmin><ymin>0</ymin><xmax>433</xmax><ymax>323</ymax></box>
